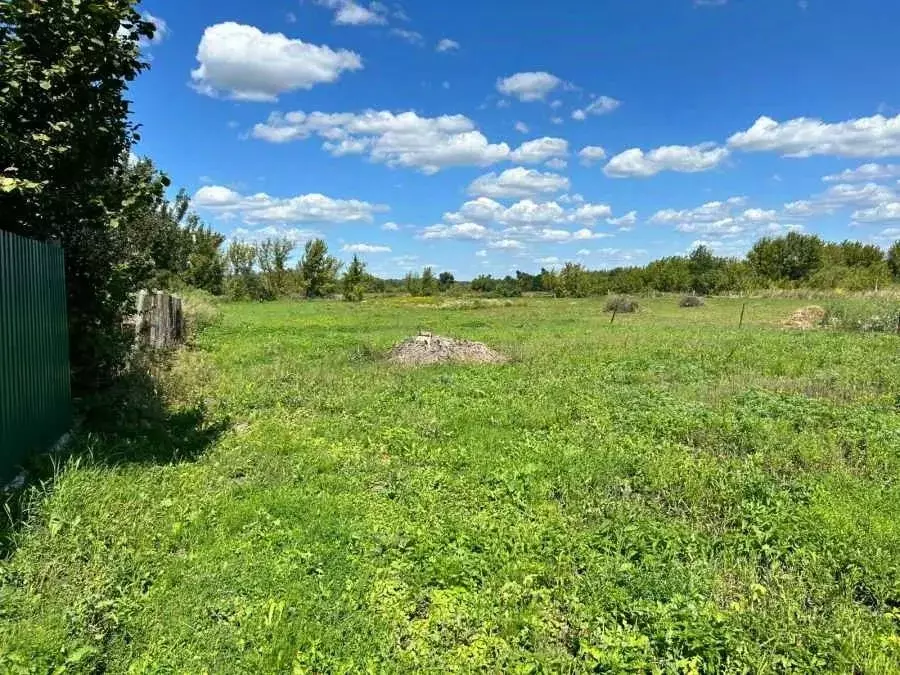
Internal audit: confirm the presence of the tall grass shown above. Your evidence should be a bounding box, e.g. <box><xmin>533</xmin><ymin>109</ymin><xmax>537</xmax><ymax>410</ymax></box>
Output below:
<box><xmin>824</xmin><ymin>297</ymin><xmax>900</xmax><ymax>332</ymax></box>
<box><xmin>2</xmin><ymin>296</ymin><xmax>899</xmax><ymax>672</ymax></box>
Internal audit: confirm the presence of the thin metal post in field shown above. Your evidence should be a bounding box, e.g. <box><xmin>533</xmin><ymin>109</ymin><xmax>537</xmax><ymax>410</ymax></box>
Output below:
<box><xmin>739</xmin><ymin>303</ymin><xmax>746</xmax><ymax>328</ymax></box>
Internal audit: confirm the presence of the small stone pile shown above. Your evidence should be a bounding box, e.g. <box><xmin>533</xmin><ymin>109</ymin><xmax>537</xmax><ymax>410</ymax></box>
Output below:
<box><xmin>387</xmin><ymin>332</ymin><xmax>508</xmax><ymax>366</ymax></box>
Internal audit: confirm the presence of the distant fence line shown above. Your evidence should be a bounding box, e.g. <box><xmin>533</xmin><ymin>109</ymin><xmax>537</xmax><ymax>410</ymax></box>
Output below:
<box><xmin>0</xmin><ymin>230</ymin><xmax>71</xmax><ymax>483</ymax></box>
<box><xmin>133</xmin><ymin>290</ymin><xmax>185</xmax><ymax>350</ymax></box>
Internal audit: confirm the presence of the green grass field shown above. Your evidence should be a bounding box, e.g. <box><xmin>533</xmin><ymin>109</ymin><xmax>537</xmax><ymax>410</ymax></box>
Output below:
<box><xmin>2</xmin><ymin>296</ymin><xmax>900</xmax><ymax>672</ymax></box>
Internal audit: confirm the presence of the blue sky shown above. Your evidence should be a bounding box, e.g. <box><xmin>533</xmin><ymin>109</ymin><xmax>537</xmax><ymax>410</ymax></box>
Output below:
<box><xmin>131</xmin><ymin>0</ymin><xmax>900</xmax><ymax>279</ymax></box>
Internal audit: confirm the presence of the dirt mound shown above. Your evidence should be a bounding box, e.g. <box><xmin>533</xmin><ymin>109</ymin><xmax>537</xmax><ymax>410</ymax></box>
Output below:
<box><xmin>783</xmin><ymin>305</ymin><xmax>826</xmax><ymax>330</ymax></box>
<box><xmin>387</xmin><ymin>332</ymin><xmax>508</xmax><ymax>366</ymax></box>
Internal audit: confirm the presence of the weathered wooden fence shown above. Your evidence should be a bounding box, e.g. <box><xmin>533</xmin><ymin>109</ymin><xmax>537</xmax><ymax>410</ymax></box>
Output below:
<box><xmin>133</xmin><ymin>290</ymin><xmax>185</xmax><ymax>349</ymax></box>
<box><xmin>0</xmin><ymin>230</ymin><xmax>71</xmax><ymax>482</ymax></box>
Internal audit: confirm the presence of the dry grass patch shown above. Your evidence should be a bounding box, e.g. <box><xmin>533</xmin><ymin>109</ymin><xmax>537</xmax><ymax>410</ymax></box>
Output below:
<box><xmin>782</xmin><ymin>305</ymin><xmax>826</xmax><ymax>330</ymax></box>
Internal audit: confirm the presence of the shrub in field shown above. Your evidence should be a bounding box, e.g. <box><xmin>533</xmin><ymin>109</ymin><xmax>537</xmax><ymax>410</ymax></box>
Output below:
<box><xmin>824</xmin><ymin>299</ymin><xmax>900</xmax><ymax>332</ymax></box>
<box><xmin>605</xmin><ymin>296</ymin><xmax>638</xmax><ymax>313</ymax></box>
<box><xmin>179</xmin><ymin>288</ymin><xmax>223</xmax><ymax>335</ymax></box>
<box><xmin>680</xmin><ymin>295</ymin><xmax>705</xmax><ymax>308</ymax></box>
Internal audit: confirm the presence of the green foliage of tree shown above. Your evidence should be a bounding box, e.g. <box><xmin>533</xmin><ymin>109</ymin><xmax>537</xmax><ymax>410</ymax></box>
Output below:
<box><xmin>688</xmin><ymin>245</ymin><xmax>722</xmax><ymax>295</ymax></box>
<box><xmin>224</xmin><ymin>241</ymin><xmax>262</xmax><ymax>300</ymax></box>
<box><xmin>470</xmin><ymin>275</ymin><xmax>497</xmax><ymax>293</ymax></box>
<box><xmin>420</xmin><ymin>266</ymin><xmax>438</xmax><ymax>296</ymax></box>
<box><xmin>645</xmin><ymin>257</ymin><xmax>692</xmax><ymax>293</ymax></box>
<box><xmin>554</xmin><ymin>263</ymin><xmax>591</xmax><ymax>297</ymax></box>
<box><xmin>257</xmin><ymin>238</ymin><xmax>294</xmax><ymax>298</ymax></box>
<box><xmin>404</xmin><ymin>271</ymin><xmax>421</xmax><ymax>296</ymax></box>
<box><xmin>607</xmin><ymin>267</ymin><xmax>648</xmax><ymax>295</ymax></box>
<box><xmin>362</xmin><ymin>272</ymin><xmax>386</xmax><ymax>294</ymax></box>
<box><xmin>888</xmin><ymin>240</ymin><xmax>900</xmax><ymax>280</ymax></box>
<box><xmin>182</xmin><ymin>219</ymin><xmax>226</xmax><ymax>295</ymax></box>
<box><xmin>119</xmin><ymin>159</ymin><xmax>225</xmax><ymax>295</ymax></box>
<box><xmin>515</xmin><ymin>270</ymin><xmax>544</xmax><ymax>293</ymax></box>
<box><xmin>835</xmin><ymin>240</ymin><xmax>884</xmax><ymax>268</ymax></box>
<box><xmin>438</xmin><ymin>271</ymin><xmax>455</xmax><ymax>291</ymax></box>
<box><xmin>0</xmin><ymin>0</ymin><xmax>156</xmax><ymax>391</ymax></box>
<box><xmin>718</xmin><ymin>260</ymin><xmax>758</xmax><ymax>295</ymax></box>
<box><xmin>747</xmin><ymin>232</ymin><xmax>825</xmax><ymax>282</ymax></box>
<box><xmin>470</xmin><ymin>274</ymin><xmax>521</xmax><ymax>297</ymax></box>
<box><xmin>494</xmin><ymin>276</ymin><xmax>522</xmax><ymax>297</ymax></box>
<box><xmin>342</xmin><ymin>255</ymin><xmax>366</xmax><ymax>302</ymax></box>
<box><xmin>299</xmin><ymin>238</ymin><xmax>341</xmax><ymax>298</ymax></box>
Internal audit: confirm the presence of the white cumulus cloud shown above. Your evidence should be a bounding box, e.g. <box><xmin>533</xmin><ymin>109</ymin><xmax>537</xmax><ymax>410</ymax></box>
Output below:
<box><xmin>419</xmin><ymin>222</ymin><xmax>490</xmax><ymax>240</ymax></box>
<box><xmin>391</xmin><ymin>28</ymin><xmax>423</xmax><ymax>44</ymax></box>
<box><xmin>318</xmin><ymin>0</ymin><xmax>388</xmax><ymax>25</ymax></box>
<box><xmin>191</xmin><ymin>23</ymin><xmax>362</xmax><ymax>101</ymax></box>
<box><xmin>496</xmin><ymin>72</ymin><xmax>563</xmax><ymax>102</ymax></box>
<box><xmin>852</xmin><ymin>202</ymin><xmax>900</xmax><ymax>223</ymax></box>
<box><xmin>468</xmin><ymin>167</ymin><xmax>570</xmax><ymax>199</ymax></box>
<box><xmin>607</xmin><ymin>211</ymin><xmax>638</xmax><ymax>228</ymax></box>
<box><xmin>781</xmin><ymin>182</ymin><xmax>897</xmax><ymax>217</ymax></box>
<box><xmin>579</xmin><ymin>145</ymin><xmax>607</xmax><ymax>166</ymax></box>
<box><xmin>572</xmin><ymin>95</ymin><xmax>621</xmax><ymax>120</ymax></box>
<box><xmin>501</xmin><ymin>200</ymin><xmax>567</xmax><ymax>226</ymax></box>
<box><xmin>728</xmin><ymin>114</ymin><xmax>900</xmax><ymax>158</ymax></box>
<box><xmin>253</xmin><ymin>110</ymin><xmax>511</xmax><ymax>173</ymax></box>
<box><xmin>343</xmin><ymin>243</ymin><xmax>392</xmax><ymax>253</ymax></box>
<box><xmin>436</xmin><ymin>38</ymin><xmax>460</xmax><ymax>52</ymax></box>
<box><xmin>604</xmin><ymin>143</ymin><xmax>729</xmax><ymax>178</ymax></box>
<box><xmin>193</xmin><ymin>185</ymin><xmax>386</xmax><ymax>224</ymax></box>
<box><xmin>510</xmin><ymin>137</ymin><xmax>569</xmax><ymax>164</ymax></box>
<box><xmin>742</xmin><ymin>208</ymin><xmax>778</xmax><ymax>222</ymax></box>
<box><xmin>434</xmin><ymin>196</ymin><xmax>620</xmax><ymax>249</ymax></box>
<box><xmin>650</xmin><ymin>197</ymin><xmax>746</xmax><ymax>225</ymax></box>
<box><xmin>488</xmin><ymin>239</ymin><xmax>525</xmax><ymax>250</ymax></box>
<box><xmin>823</xmin><ymin>163</ymin><xmax>900</xmax><ymax>182</ymax></box>
<box><xmin>569</xmin><ymin>203</ymin><xmax>613</xmax><ymax>225</ymax></box>
<box><xmin>650</xmin><ymin>196</ymin><xmax>803</xmax><ymax>237</ymax></box>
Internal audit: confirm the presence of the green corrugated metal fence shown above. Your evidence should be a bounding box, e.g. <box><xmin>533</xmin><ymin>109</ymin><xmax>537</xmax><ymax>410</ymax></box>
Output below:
<box><xmin>0</xmin><ymin>229</ymin><xmax>71</xmax><ymax>482</ymax></box>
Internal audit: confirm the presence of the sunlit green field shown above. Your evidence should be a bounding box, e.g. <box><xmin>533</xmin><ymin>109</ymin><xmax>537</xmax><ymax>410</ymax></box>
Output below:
<box><xmin>2</xmin><ymin>296</ymin><xmax>899</xmax><ymax>672</ymax></box>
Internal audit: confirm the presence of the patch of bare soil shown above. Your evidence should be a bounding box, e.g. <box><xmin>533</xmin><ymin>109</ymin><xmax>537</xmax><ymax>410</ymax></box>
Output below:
<box><xmin>387</xmin><ymin>332</ymin><xmax>509</xmax><ymax>366</ymax></box>
<box><xmin>782</xmin><ymin>305</ymin><xmax>826</xmax><ymax>330</ymax></box>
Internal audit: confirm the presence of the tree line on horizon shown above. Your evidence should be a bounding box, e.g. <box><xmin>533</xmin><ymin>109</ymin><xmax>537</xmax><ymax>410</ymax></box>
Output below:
<box><xmin>170</xmin><ymin>227</ymin><xmax>900</xmax><ymax>302</ymax></box>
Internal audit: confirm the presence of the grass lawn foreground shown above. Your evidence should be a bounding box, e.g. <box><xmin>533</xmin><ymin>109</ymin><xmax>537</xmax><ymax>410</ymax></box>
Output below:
<box><xmin>2</xmin><ymin>296</ymin><xmax>899</xmax><ymax>672</ymax></box>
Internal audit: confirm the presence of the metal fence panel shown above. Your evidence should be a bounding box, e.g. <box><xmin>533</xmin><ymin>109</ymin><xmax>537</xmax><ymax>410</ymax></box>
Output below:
<box><xmin>0</xmin><ymin>229</ymin><xmax>71</xmax><ymax>481</ymax></box>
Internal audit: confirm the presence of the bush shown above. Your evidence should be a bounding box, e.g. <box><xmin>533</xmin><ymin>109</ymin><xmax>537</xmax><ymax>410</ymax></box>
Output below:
<box><xmin>490</xmin><ymin>279</ymin><xmax>522</xmax><ymax>298</ymax></box>
<box><xmin>824</xmin><ymin>299</ymin><xmax>900</xmax><ymax>332</ymax></box>
<box><xmin>679</xmin><ymin>295</ymin><xmax>705</xmax><ymax>308</ymax></box>
<box><xmin>180</xmin><ymin>288</ymin><xmax>223</xmax><ymax>336</ymax></box>
<box><xmin>604</xmin><ymin>296</ymin><xmax>638</xmax><ymax>313</ymax></box>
